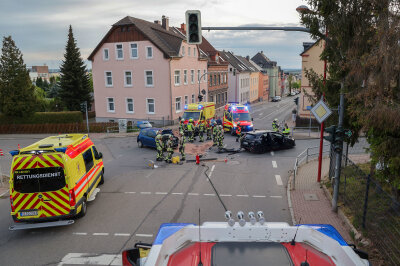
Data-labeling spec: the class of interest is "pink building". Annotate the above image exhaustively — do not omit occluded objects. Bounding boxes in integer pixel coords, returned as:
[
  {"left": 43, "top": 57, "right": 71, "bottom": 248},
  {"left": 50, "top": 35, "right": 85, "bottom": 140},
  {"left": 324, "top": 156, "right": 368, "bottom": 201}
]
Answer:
[{"left": 88, "top": 16, "right": 207, "bottom": 124}]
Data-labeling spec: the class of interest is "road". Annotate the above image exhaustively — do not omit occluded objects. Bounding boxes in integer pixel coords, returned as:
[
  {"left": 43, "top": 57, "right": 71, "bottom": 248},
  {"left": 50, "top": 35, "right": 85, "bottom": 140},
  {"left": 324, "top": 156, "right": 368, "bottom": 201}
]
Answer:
[{"left": 0, "top": 97, "right": 321, "bottom": 265}]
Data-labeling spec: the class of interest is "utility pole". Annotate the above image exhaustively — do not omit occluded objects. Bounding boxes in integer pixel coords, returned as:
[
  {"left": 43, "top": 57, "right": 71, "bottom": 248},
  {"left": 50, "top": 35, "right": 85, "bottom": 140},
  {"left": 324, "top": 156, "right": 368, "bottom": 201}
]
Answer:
[
  {"left": 84, "top": 101, "right": 89, "bottom": 134},
  {"left": 332, "top": 80, "right": 345, "bottom": 212}
]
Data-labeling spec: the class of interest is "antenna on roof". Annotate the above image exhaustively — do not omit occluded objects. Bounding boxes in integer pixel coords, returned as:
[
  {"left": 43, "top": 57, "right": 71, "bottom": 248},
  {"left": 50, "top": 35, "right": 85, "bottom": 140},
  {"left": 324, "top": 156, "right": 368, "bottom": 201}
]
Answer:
[
  {"left": 291, "top": 217, "right": 302, "bottom": 246},
  {"left": 300, "top": 249, "right": 310, "bottom": 266},
  {"left": 198, "top": 208, "right": 203, "bottom": 266}
]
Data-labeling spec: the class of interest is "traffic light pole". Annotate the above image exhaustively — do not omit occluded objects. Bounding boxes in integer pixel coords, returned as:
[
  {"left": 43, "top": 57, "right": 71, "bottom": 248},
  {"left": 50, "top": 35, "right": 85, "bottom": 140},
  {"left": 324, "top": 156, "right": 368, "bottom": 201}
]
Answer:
[{"left": 332, "top": 81, "right": 345, "bottom": 212}]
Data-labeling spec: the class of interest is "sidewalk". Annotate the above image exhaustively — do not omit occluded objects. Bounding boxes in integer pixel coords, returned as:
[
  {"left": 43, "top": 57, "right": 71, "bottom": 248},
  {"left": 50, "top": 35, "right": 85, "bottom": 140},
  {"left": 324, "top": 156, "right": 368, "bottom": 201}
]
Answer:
[{"left": 289, "top": 158, "right": 352, "bottom": 243}]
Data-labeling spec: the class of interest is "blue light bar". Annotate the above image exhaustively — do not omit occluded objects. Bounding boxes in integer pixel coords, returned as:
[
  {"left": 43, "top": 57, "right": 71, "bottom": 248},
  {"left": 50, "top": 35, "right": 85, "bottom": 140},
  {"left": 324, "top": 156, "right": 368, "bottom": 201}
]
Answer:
[
  {"left": 299, "top": 224, "right": 348, "bottom": 246},
  {"left": 153, "top": 223, "right": 195, "bottom": 245},
  {"left": 10, "top": 150, "right": 19, "bottom": 156},
  {"left": 232, "top": 106, "right": 237, "bottom": 110},
  {"left": 184, "top": 105, "right": 188, "bottom": 110},
  {"left": 54, "top": 147, "right": 67, "bottom": 153},
  {"left": 245, "top": 106, "right": 248, "bottom": 111},
  {"left": 198, "top": 105, "right": 203, "bottom": 110}
]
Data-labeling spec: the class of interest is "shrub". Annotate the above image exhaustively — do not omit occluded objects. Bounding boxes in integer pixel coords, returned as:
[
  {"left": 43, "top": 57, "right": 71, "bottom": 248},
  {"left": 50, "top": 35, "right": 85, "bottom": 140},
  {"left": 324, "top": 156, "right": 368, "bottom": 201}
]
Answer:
[{"left": 0, "top": 111, "right": 83, "bottom": 124}]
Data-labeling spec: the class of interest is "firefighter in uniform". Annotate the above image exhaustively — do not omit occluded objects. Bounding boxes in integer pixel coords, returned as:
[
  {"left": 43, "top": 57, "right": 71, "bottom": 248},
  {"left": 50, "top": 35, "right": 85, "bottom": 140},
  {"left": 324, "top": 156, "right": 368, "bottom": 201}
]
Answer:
[
  {"left": 272, "top": 118, "right": 279, "bottom": 132},
  {"left": 212, "top": 122, "right": 218, "bottom": 146},
  {"left": 155, "top": 130, "right": 164, "bottom": 161},
  {"left": 217, "top": 125, "right": 224, "bottom": 149},
  {"left": 198, "top": 120, "right": 205, "bottom": 142},
  {"left": 179, "top": 132, "right": 186, "bottom": 161},
  {"left": 206, "top": 120, "right": 212, "bottom": 140},
  {"left": 236, "top": 122, "right": 242, "bottom": 142},
  {"left": 187, "top": 118, "right": 194, "bottom": 143},
  {"left": 165, "top": 135, "right": 174, "bottom": 163},
  {"left": 282, "top": 123, "right": 290, "bottom": 136},
  {"left": 179, "top": 118, "right": 185, "bottom": 133}
]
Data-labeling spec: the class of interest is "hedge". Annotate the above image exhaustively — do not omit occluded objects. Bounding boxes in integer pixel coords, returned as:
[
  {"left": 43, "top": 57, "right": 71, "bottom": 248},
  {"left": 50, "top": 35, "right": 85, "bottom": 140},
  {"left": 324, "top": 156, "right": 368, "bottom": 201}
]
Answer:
[
  {"left": 0, "top": 122, "right": 117, "bottom": 134},
  {"left": 0, "top": 112, "right": 83, "bottom": 124}
]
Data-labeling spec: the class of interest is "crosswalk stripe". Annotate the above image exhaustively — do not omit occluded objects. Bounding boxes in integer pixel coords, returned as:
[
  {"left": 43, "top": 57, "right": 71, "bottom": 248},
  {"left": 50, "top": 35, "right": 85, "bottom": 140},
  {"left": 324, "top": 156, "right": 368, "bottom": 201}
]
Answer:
[{"left": 58, "top": 253, "right": 121, "bottom": 265}]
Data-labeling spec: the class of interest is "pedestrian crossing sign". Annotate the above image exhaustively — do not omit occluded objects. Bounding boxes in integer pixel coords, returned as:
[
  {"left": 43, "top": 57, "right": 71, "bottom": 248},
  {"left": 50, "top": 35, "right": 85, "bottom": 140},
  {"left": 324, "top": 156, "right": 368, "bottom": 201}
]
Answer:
[{"left": 310, "top": 100, "right": 332, "bottom": 124}]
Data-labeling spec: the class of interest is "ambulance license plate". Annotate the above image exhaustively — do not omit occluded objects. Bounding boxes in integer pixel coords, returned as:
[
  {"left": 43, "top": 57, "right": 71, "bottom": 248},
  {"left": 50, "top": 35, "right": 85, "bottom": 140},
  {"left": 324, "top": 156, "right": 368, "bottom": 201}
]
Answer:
[{"left": 20, "top": 210, "right": 38, "bottom": 217}]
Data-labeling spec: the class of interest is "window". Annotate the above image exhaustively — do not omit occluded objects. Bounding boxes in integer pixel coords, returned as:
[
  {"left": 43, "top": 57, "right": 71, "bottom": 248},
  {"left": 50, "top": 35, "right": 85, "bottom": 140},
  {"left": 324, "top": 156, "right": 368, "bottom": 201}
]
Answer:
[
  {"left": 107, "top": 98, "right": 115, "bottom": 112},
  {"left": 116, "top": 44, "right": 123, "bottom": 59},
  {"left": 188, "top": 47, "right": 191, "bottom": 56},
  {"left": 225, "top": 92, "right": 227, "bottom": 102},
  {"left": 146, "top": 46, "right": 153, "bottom": 59},
  {"left": 203, "top": 70, "right": 206, "bottom": 81},
  {"left": 184, "top": 70, "right": 188, "bottom": 84},
  {"left": 147, "top": 98, "right": 155, "bottom": 114},
  {"left": 105, "top": 71, "right": 113, "bottom": 87},
  {"left": 130, "top": 43, "right": 138, "bottom": 58},
  {"left": 184, "top": 95, "right": 188, "bottom": 104},
  {"left": 126, "top": 98, "right": 134, "bottom": 113},
  {"left": 221, "top": 93, "right": 224, "bottom": 103},
  {"left": 210, "top": 75, "right": 213, "bottom": 86},
  {"left": 210, "top": 95, "right": 214, "bottom": 103},
  {"left": 145, "top": 70, "right": 154, "bottom": 87},
  {"left": 214, "top": 74, "right": 217, "bottom": 86},
  {"left": 218, "top": 74, "right": 220, "bottom": 85},
  {"left": 182, "top": 46, "right": 185, "bottom": 56},
  {"left": 191, "top": 70, "right": 194, "bottom": 84},
  {"left": 197, "top": 70, "right": 201, "bottom": 83},
  {"left": 82, "top": 149, "right": 94, "bottom": 173},
  {"left": 191, "top": 94, "right": 195, "bottom": 103},
  {"left": 103, "top": 48, "right": 109, "bottom": 60},
  {"left": 124, "top": 71, "right": 132, "bottom": 87},
  {"left": 194, "top": 48, "right": 196, "bottom": 57},
  {"left": 13, "top": 167, "right": 66, "bottom": 193},
  {"left": 175, "top": 97, "right": 182, "bottom": 112},
  {"left": 217, "top": 94, "right": 220, "bottom": 104},
  {"left": 174, "top": 70, "right": 181, "bottom": 86}
]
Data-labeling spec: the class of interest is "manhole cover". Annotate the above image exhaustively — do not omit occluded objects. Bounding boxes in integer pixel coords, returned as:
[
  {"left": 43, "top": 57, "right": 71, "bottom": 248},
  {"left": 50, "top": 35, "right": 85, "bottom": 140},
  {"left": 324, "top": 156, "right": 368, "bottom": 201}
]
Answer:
[{"left": 304, "top": 193, "right": 319, "bottom": 201}]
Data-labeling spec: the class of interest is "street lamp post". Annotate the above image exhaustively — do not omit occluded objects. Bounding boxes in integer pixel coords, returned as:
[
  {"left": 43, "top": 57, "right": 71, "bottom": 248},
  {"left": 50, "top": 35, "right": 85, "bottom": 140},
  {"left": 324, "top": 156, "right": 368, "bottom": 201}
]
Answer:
[{"left": 197, "top": 71, "right": 228, "bottom": 102}]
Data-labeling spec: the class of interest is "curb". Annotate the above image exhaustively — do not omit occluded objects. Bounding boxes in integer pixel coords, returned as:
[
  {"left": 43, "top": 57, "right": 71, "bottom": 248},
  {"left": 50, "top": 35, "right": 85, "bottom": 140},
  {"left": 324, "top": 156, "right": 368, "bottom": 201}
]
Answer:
[
  {"left": 287, "top": 173, "right": 297, "bottom": 225},
  {"left": 321, "top": 183, "right": 360, "bottom": 242}
]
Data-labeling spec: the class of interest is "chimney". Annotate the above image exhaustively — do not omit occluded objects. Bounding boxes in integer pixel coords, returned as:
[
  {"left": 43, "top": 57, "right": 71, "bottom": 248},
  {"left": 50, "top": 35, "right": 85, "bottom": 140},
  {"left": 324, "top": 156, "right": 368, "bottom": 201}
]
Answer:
[
  {"left": 162, "top": 15, "right": 169, "bottom": 30},
  {"left": 246, "top": 56, "right": 250, "bottom": 61},
  {"left": 261, "top": 51, "right": 263, "bottom": 54},
  {"left": 154, "top": 20, "right": 161, "bottom": 25},
  {"left": 180, "top": 23, "right": 186, "bottom": 32}
]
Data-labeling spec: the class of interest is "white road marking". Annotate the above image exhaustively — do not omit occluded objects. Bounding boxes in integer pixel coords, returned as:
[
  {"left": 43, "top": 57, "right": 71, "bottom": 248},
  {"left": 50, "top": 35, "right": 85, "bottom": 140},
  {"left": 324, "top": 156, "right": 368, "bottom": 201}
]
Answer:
[
  {"left": 272, "top": 161, "right": 278, "bottom": 168},
  {"left": 72, "top": 232, "right": 87, "bottom": 236},
  {"left": 188, "top": 193, "right": 199, "bottom": 196},
  {"left": 114, "top": 233, "right": 130, "bottom": 236},
  {"left": 172, "top": 192, "right": 183, "bottom": 195},
  {"left": 275, "top": 175, "right": 283, "bottom": 186},
  {"left": 220, "top": 194, "right": 232, "bottom": 197},
  {"left": 93, "top": 233, "right": 109, "bottom": 236},
  {"left": 252, "top": 195, "right": 266, "bottom": 198},
  {"left": 155, "top": 192, "right": 168, "bottom": 195},
  {"left": 208, "top": 164, "right": 215, "bottom": 178},
  {"left": 259, "top": 112, "right": 264, "bottom": 116},
  {"left": 135, "top": 233, "right": 153, "bottom": 238},
  {"left": 58, "top": 253, "right": 121, "bottom": 266},
  {"left": 124, "top": 192, "right": 136, "bottom": 194},
  {"left": 237, "top": 194, "right": 249, "bottom": 197},
  {"left": 203, "top": 193, "right": 215, "bottom": 196},
  {"left": 270, "top": 151, "right": 274, "bottom": 156},
  {"left": 270, "top": 195, "right": 283, "bottom": 198},
  {"left": 140, "top": 192, "right": 151, "bottom": 194}
]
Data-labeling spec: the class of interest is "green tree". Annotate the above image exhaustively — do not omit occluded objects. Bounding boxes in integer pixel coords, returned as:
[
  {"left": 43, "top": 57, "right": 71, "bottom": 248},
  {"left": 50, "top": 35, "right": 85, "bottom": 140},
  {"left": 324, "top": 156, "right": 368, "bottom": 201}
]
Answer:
[
  {"left": 300, "top": 0, "right": 400, "bottom": 194},
  {"left": 36, "top": 76, "right": 43, "bottom": 88},
  {"left": 0, "top": 36, "right": 36, "bottom": 117},
  {"left": 59, "top": 25, "right": 92, "bottom": 111},
  {"left": 287, "top": 74, "right": 293, "bottom": 94}
]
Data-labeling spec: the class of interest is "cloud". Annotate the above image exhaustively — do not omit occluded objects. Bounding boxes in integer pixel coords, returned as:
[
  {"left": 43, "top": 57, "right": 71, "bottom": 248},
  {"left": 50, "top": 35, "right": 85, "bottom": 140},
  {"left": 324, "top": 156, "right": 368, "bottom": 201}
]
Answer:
[{"left": 0, "top": 0, "right": 312, "bottom": 69}]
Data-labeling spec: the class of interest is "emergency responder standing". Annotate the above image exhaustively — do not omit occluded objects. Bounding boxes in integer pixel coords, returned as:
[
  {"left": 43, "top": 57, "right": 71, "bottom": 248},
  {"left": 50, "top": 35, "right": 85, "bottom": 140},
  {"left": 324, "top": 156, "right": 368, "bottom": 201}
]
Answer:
[
  {"left": 206, "top": 120, "right": 212, "bottom": 140},
  {"left": 198, "top": 120, "right": 205, "bottom": 142},
  {"left": 282, "top": 123, "right": 290, "bottom": 136},
  {"left": 179, "top": 132, "right": 186, "bottom": 161},
  {"left": 179, "top": 118, "right": 185, "bottom": 133},
  {"left": 217, "top": 125, "right": 224, "bottom": 150},
  {"left": 187, "top": 118, "right": 194, "bottom": 143},
  {"left": 236, "top": 122, "right": 242, "bottom": 142},
  {"left": 165, "top": 135, "right": 174, "bottom": 163},
  {"left": 272, "top": 118, "right": 279, "bottom": 132},
  {"left": 212, "top": 121, "right": 218, "bottom": 146},
  {"left": 155, "top": 130, "right": 164, "bottom": 161}
]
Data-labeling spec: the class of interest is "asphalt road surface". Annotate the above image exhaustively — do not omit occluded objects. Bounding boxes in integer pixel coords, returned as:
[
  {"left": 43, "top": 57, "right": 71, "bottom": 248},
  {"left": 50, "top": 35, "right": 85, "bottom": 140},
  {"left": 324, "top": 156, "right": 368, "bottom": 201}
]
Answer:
[{"left": 0, "top": 97, "right": 322, "bottom": 266}]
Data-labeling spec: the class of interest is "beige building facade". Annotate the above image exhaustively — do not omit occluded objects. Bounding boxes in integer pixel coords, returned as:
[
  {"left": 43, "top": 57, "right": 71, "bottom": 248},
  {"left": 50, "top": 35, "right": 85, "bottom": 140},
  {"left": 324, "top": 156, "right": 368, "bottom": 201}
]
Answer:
[{"left": 299, "top": 40, "right": 325, "bottom": 118}]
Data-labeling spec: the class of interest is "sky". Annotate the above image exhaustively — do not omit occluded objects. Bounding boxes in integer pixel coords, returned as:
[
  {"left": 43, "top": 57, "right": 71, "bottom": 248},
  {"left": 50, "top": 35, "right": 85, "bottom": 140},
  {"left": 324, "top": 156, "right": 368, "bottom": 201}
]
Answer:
[{"left": 0, "top": 0, "right": 313, "bottom": 70}]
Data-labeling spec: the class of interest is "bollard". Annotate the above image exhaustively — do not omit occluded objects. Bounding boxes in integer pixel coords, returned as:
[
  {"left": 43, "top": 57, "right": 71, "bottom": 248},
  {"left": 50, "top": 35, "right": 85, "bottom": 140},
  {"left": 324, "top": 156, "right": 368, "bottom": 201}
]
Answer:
[{"left": 196, "top": 154, "right": 200, "bottom": 165}]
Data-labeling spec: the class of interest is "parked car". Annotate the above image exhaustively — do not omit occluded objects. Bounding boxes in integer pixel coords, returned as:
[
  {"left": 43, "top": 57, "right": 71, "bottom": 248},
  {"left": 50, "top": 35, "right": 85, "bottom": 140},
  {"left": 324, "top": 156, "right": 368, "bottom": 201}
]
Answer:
[
  {"left": 290, "top": 91, "right": 296, "bottom": 96},
  {"left": 137, "top": 120, "right": 152, "bottom": 129},
  {"left": 137, "top": 128, "right": 178, "bottom": 149},
  {"left": 271, "top": 96, "right": 281, "bottom": 102},
  {"left": 240, "top": 130, "right": 295, "bottom": 153}
]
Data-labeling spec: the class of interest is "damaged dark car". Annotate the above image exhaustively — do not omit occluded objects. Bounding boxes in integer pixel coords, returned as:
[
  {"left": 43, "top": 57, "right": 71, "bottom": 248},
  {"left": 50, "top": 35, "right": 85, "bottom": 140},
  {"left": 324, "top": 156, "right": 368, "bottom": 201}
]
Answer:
[{"left": 240, "top": 130, "right": 295, "bottom": 153}]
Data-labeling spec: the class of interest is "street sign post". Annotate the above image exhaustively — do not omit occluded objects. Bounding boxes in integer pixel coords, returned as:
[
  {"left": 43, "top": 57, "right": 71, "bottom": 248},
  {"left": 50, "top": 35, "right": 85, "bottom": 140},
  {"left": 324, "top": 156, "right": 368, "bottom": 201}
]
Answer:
[{"left": 310, "top": 100, "right": 332, "bottom": 124}]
